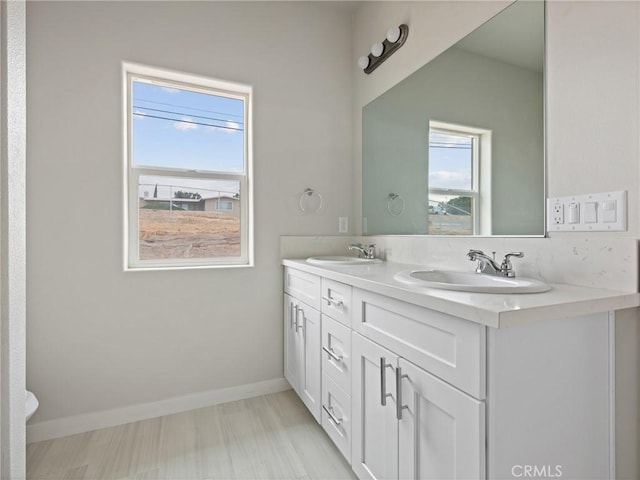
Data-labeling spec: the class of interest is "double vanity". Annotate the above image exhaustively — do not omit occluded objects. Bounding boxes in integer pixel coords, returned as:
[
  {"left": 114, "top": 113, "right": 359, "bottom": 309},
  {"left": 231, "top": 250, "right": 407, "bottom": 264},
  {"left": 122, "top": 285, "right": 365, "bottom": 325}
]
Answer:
[{"left": 282, "top": 255, "right": 639, "bottom": 479}]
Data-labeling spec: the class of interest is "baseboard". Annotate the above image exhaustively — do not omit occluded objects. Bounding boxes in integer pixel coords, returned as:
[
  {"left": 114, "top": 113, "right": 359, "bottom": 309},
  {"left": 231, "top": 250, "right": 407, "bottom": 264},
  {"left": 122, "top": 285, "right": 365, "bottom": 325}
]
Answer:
[{"left": 27, "top": 377, "right": 290, "bottom": 444}]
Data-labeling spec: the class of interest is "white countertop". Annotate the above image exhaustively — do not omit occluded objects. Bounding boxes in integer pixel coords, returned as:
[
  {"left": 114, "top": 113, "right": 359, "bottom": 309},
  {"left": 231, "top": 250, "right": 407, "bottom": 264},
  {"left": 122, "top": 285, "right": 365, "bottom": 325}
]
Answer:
[{"left": 282, "top": 259, "right": 640, "bottom": 328}]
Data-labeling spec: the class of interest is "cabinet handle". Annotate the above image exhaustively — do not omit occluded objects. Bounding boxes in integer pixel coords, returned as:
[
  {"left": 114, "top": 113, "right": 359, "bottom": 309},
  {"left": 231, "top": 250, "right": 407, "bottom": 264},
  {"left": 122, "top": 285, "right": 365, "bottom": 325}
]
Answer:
[
  {"left": 322, "top": 345, "right": 343, "bottom": 362},
  {"left": 290, "top": 303, "right": 295, "bottom": 329},
  {"left": 395, "top": 366, "right": 409, "bottom": 420},
  {"left": 293, "top": 304, "right": 299, "bottom": 331},
  {"left": 322, "top": 296, "right": 344, "bottom": 308},
  {"left": 296, "top": 307, "right": 304, "bottom": 332},
  {"left": 322, "top": 404, "right": 343, "bottom": 426},
  {"left": 380, "top": 357, "right": 393, "bottom": 406}
]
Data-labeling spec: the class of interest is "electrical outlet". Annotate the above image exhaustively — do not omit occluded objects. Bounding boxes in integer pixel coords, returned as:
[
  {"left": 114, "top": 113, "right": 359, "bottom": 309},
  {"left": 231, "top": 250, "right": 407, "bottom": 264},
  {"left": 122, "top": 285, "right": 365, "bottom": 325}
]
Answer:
[
  {"left": 339, "top": 217, "right": 348, "bottom": 233},
  {"left": 552, "top": 203, "right": 564, "bottom": 224}
]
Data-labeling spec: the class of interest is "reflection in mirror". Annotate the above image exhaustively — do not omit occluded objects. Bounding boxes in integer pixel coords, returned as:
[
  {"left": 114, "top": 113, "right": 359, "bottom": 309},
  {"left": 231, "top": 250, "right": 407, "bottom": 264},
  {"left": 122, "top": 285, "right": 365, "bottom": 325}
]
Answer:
[{"left": 363, "top": 0, "right": 545, "bottom": 236}]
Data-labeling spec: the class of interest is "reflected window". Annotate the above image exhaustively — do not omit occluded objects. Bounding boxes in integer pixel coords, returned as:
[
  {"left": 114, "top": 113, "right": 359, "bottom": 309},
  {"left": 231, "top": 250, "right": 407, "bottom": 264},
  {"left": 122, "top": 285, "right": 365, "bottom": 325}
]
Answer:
[{"left": 428, "top": 121, "right": 491, "bottom": 235}]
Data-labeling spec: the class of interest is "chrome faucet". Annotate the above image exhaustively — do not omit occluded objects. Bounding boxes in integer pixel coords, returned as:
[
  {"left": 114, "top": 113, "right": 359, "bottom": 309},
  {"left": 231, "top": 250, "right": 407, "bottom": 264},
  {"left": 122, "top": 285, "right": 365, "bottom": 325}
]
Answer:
[
  {"left": 348, "top": 243, "right": 376, "bottom": 259},
  {"left": 467, "top": 249, "right": 524, "bottom": 277}
]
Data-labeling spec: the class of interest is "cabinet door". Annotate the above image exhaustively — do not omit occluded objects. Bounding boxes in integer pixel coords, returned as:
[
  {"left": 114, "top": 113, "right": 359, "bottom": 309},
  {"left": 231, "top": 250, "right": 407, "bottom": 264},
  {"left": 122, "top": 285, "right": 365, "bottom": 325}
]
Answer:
[
  {"left": 297, "top": 302, "right": 321, "bottom": 422},
  {"left": 352, "top": 333, "right": 399, "bottom": 480},
  {"left": 398, "top": 358, "right": 485, "bottom": 480},
  {"left": 284, "top": 294, "right": 298, "bottom": 393}
]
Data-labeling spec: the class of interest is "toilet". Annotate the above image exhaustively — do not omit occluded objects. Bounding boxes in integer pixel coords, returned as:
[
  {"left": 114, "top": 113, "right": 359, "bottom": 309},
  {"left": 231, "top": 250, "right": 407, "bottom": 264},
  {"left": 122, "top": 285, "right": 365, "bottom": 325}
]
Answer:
[{"left": 26, "top": 390, "right": 38, "bottom": 422}]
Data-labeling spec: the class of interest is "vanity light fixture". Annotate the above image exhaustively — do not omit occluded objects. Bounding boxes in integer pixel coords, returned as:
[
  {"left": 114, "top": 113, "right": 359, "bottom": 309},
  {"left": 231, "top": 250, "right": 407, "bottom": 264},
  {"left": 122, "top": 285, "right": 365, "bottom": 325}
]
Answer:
[{"left": 358, "top": 24, "right": 409, "bottom": 74}]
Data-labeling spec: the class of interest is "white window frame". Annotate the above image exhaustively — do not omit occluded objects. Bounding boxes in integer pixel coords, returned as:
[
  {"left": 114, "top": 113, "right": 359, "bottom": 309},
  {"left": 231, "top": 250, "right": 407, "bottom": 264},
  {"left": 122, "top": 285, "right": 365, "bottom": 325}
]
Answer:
[
  {"left": 122, "top": 63, "right": 253, "bottom": 270},
  {"left": 428, "top": 120, "right": 492, "bottom": 235}
]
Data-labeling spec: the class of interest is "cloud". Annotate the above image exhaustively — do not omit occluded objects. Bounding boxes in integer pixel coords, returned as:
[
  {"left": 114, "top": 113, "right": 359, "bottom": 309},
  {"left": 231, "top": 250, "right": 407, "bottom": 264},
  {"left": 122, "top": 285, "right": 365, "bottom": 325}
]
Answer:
[
  {"left": 173, "top": 117, "right": 198, "bottom": 131},
  {"left": 133, "top": 110, "right": 146, "bottom": 119},
  {"left": 206, "top": 120, "right": 241, "bottom": 134},
  {"left": 161, "top": 86, "right": 181, "bottom": 94}
]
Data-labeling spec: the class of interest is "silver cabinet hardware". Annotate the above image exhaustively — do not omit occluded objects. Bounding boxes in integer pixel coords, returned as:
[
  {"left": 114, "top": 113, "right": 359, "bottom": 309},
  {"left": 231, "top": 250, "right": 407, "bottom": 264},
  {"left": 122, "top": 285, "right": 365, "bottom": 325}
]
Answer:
[
  {"left": 322, "top": 295, "right": 344, "bottom": 308},
  {"left": 322, "top": 404, "right": 343, "bottom": 426},
  {"left": 395, "top": 366, "right": 409, "bottom": 420},
  {"left": 296, "top": 306, "right": 305, "bottom": 332},
  {"left": 380, "top": 357, "right": 393, "bottom": 406},
  {"left": 322, "top": 345, "right": 343, "bottom": 362}
]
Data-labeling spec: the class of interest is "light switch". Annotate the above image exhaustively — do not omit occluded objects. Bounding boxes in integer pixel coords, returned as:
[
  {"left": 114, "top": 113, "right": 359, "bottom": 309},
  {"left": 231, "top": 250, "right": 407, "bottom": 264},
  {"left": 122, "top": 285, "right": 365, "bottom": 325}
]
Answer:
[
  {"left": 584, "top": 202, "right": 597, "bottom": 223},
  {"left": 568, "top": 203, "right": 579, "bottom": 224},
  {"left": 602, "top": 200, "right": 617, "bottom": 223}
]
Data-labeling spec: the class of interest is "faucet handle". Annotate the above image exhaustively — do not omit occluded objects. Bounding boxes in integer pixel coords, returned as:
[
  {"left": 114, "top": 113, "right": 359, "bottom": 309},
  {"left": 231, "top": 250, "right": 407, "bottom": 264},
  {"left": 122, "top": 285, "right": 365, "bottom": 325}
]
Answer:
[
  {"left": 366, "top": 244, "right": 376, "bottom": 259},
  {"left": 467, "top": 249, "right": 484, "bottom": 260},
  {"left": 501, "top": 252, "right": 524, "bottom": 277}
]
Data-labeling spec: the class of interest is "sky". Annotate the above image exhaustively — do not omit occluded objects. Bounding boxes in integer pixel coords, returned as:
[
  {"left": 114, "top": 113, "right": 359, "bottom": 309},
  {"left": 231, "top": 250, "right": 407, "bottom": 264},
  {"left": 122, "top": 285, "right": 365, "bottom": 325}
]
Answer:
[
  {"left": 132, "top": 79, "right": 244, "bottom": 198},
  {"left": 428, "top": 130, "right": 473, "bottom": 191}
]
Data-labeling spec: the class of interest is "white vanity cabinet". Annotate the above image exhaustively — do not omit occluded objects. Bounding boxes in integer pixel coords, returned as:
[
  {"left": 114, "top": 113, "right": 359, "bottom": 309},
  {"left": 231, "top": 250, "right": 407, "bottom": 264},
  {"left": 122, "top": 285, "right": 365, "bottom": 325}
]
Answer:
[
  {"left": 352, "top": 333, "right": 485, "bottom": 480},
  {"left": 282, "top": 261, "right": 630, "bottom": 480},
  {"left": 284, "top": 269, "right": 322, "bottom": 422},
  {"left": 351, "top": 293, "right": 485, "bottom": 480}
]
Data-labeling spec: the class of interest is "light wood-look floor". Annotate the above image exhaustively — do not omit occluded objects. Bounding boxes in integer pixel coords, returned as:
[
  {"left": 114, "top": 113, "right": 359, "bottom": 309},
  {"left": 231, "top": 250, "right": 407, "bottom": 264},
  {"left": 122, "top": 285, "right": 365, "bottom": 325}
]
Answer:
[{"left": 27, "top": 390, "right": 357, "bottom": 480}]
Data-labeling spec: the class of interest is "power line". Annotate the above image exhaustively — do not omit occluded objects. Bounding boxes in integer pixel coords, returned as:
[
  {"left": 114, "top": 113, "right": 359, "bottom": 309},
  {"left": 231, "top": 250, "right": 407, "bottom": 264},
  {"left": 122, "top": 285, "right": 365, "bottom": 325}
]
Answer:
[
  {"left": 134, "top": 105, "right": 244, "bottom": 126},
  {"left": 135, "top": 97, "right": 244, "bottom": 119},
  {"left": 133, "top": 112, "right": 244, "bottom": 132}
]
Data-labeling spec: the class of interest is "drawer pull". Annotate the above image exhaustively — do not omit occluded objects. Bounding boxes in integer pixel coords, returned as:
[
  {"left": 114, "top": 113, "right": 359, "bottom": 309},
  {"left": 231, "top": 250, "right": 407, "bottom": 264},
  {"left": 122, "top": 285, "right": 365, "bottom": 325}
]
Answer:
[
  {"left": 322, "top": 404, "right": 343, "bottom": 426},
  {"left": 322, "top": 296, "right": 344, "bottom": 308},
  {"left": 380, "top": 357, "right": 393, "bottom": 406},
  {"left": 395, "top": 366, "right": 409, "bottom": 420},
  {"left": 322, "top": 345, "right": 343, "bottom": 362},
  {"left": 295, "top": 306, "right": 304, "bottom": 332}
]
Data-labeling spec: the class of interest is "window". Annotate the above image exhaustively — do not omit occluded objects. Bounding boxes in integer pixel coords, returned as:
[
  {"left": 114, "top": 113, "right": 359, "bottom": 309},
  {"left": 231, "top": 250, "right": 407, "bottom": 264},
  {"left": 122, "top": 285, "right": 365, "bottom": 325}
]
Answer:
[
  {"left": 216, "top": 200, "right": 233, "bottom": 211},
  {"left": 124, "top": 63, "right": 252, "bottom": 269},
  {"left": 427, "top": 120, "right": 491, "bottom": 235}
]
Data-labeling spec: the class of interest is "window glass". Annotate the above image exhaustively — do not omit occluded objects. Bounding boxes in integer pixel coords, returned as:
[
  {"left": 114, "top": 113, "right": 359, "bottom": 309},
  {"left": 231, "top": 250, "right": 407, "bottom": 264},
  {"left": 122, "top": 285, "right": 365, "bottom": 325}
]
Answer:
[
  {"left": 137, "top": 176, "right": 241, "bottom": 261},
  {"left": 132, "top": 80, "right": 245, "bottom": 173},
  {"left": 428, "top": 130, "right": 473, "bottom": 190}
]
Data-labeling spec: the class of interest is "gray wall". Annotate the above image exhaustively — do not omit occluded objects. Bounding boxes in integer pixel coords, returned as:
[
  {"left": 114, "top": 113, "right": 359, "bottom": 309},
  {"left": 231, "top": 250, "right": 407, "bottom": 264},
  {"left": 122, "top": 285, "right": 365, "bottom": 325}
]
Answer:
[{"left": 26, "top": 1, "right": 353, "bottom": 423}]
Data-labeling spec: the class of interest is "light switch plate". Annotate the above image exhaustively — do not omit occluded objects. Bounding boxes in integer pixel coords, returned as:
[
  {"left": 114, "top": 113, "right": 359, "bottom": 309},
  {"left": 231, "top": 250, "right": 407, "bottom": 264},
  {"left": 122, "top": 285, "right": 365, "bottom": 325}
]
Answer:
[{"left": 547, "top": 191, "right": 627, "bottom": 232}]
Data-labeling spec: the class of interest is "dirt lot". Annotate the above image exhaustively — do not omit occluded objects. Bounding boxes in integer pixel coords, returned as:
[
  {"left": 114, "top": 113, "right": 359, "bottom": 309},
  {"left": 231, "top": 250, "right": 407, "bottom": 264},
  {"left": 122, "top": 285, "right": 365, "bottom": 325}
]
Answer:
[
  {"left": 139, "top": 209, "right": 240, "bottom": 259},
  {"left": 427, "top": 214, "right": 473, "bottom": 235}
]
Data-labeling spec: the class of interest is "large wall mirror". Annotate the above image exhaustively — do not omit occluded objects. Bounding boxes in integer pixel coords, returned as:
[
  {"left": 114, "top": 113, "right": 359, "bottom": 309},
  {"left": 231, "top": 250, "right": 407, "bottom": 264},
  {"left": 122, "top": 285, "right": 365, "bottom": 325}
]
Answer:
[{"left": 363, "top": 1, "right": 545, "bottom": 236}]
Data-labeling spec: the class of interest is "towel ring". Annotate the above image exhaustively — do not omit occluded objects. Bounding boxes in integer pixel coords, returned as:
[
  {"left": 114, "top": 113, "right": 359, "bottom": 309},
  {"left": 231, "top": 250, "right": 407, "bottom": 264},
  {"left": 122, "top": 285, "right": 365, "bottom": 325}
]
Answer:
[
  {"left": 387, "top": 193, "right": 405, "bottom": 216},
  {"left": 299, "top": 188, "right": 324, "bottom": 213}
]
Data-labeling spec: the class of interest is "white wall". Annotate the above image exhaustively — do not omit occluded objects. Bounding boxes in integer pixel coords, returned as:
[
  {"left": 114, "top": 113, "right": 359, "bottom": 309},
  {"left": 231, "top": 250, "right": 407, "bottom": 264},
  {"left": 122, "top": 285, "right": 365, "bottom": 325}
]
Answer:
[{"left": 26, "top": 1, "right": 353, "bottom": 426}]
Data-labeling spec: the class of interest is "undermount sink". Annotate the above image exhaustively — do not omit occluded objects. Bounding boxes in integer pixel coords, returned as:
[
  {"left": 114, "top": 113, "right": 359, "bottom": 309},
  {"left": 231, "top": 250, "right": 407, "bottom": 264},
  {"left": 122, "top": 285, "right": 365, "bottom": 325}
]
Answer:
[
  {"left": 306, "top": 256, "right": 383, "bottom": 266},
  {"left": 394, "top": 269, "right": 551, "bottom": 294}
]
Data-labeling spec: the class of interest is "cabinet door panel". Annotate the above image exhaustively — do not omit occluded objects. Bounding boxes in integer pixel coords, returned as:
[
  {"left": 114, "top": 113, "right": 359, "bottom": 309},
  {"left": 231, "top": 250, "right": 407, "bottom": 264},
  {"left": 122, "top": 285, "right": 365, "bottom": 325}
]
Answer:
[
  {"left": 352, "top": 333, "right": 399, "bottom": 480},
  {"left": 284, "top": 294, "right": 298, "bottom": 392},
  {"left": 298, "top": 302, "right": 321, "bottom": 422},
  {"left": 398, "top": 359, "right": 485, "bottom": 480}
]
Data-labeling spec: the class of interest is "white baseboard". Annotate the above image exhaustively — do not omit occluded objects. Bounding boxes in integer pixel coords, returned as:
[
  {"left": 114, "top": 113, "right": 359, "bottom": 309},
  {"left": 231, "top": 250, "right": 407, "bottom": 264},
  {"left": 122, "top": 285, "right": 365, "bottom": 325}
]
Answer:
[{"left": 27, "top": 377, "right": 291, "bottom": 444}]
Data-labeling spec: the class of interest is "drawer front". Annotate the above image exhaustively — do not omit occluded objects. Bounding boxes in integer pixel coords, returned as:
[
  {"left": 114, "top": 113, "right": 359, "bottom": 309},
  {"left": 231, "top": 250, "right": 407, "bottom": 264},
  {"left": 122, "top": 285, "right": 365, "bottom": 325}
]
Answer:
[
  {"left": 321, "top": 278, "right": 352, "bottom": 326},
  {"left": 321, "top": 373, "right": 352, "bottom": 464},
  {"left": 352, "top": 288, "right": 486, "bottom": 398},
  {"left": 284, "top": 268, "right": 321, "bottom": 310},
  {"left": 321, "top": 315, "right": 351, "bottom": 395}
]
